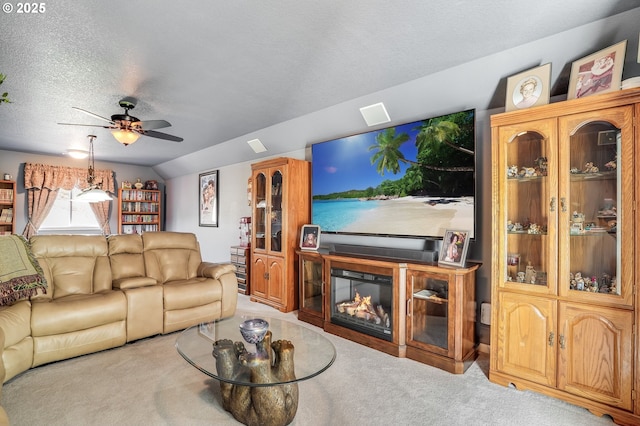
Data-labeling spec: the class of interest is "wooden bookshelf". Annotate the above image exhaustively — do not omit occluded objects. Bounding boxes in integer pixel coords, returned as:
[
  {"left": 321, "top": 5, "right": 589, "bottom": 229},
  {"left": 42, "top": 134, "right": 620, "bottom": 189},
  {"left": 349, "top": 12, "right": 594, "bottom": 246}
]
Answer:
[
  {"left": 117, "top": 188, "right": 162, "bottom": 234},
  {"left": 0, "top": 180, "right": 16, "bottom": 236}
]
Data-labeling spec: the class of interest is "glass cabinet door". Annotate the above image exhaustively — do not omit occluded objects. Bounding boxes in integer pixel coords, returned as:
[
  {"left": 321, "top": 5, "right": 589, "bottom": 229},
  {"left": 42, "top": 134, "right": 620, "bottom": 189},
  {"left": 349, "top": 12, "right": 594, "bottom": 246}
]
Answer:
[
  {"left": 254, "top": 172, "right": 267, "bottom": 250},
  {"left": 270, "top": 170, "right": 283, "bottom": 253},
  {"left": 300, "top": 254, "right": 323, "bottom": 315},
  {"left": 558, "top": 107, "right": 633, "bottom": 305},
  {"left": 409, "top": 271, "right": 450, "bottom": 352},
  {"left": 499, "top": 120, "right": 557, "bottom": 295}
]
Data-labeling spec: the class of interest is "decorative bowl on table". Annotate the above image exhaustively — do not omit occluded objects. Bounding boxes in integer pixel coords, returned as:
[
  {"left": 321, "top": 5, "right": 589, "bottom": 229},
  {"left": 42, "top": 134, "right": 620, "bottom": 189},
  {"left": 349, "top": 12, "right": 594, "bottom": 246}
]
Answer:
[{"left": 239, "top": 318, "right": 269, "bottom": 344}]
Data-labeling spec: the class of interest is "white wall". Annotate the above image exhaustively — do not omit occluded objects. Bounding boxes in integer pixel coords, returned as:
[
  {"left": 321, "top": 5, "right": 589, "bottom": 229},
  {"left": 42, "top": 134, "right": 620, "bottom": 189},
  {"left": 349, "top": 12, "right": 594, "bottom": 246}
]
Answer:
[{"left": 164, "top": 149, "right": 308, "bottom": 262}]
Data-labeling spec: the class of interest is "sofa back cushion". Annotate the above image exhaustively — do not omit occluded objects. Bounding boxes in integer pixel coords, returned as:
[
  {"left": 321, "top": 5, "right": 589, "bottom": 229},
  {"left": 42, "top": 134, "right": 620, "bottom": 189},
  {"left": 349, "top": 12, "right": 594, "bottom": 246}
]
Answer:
[
  {"left": 142, "top": 232, "right": 202, "bottom": 284},
  {"left": 108, "top": 234, "right": 146, "bottom": 280},
  {"left": 30, "top": 235, "right": 112, "bottom": 299}
]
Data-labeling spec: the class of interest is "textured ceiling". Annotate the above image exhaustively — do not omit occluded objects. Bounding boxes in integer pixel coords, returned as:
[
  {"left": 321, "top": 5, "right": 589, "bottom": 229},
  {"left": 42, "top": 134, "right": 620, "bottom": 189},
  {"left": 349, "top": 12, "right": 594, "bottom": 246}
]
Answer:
[{"left": 0, "top": 0, "right": 638, "bottom": 167}]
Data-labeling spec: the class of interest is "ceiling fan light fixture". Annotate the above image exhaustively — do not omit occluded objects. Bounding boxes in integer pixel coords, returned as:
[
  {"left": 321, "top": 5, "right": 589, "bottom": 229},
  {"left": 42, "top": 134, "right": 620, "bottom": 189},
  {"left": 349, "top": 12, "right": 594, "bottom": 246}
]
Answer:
[{"left": 111, "top": 129, "right": 141, "bottom": 145}]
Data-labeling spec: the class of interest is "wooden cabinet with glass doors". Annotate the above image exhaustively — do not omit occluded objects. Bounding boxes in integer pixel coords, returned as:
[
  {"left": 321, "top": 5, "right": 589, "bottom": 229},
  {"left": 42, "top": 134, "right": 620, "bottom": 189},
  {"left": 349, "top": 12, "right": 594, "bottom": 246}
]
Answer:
[
  {"left": 0, "top": 180, "right": 16, "bottom": 235},
  {"left": 250, "top": 157, "right": 310, "bottom": 312},
  {"left": 490, "top": 88, "right": 640, "bottom": 425}
]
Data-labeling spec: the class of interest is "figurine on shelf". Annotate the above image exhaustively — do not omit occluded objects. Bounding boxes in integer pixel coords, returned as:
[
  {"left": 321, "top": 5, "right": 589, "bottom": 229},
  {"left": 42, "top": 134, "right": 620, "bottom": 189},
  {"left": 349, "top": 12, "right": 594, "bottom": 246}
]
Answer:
[
  {"left": 134, "top": 178, "right": 144, "bottom": 189},
  {"left": 121, "top": 180, "right": 132, "bottom": 189},
  {"left": 527, "top": 223, "right": 542, "bottom": 234},
  {"left": 516, "top": 272, "right": 525, "bottom": 283},
  {"left": 519, "top": 167, "right": 536, "bottom": 177},
  {"left": 604, "top": 156, "right": 617, "bottom": 170},
  {"left": 524, "top": 264, "right": 536, "bottom": 284},
  {"left": 507, "top": 165, "right": 519, "bottom": 178},
  {"left": 534, "top": 156, "right": 548, "bottom": 176},
  {"left": 583, "top": 162, "right": 599, "bottom": 173},
  {"left": 570, "top": 167, "right": 579, "bottom": 174},
  {"left": 574, "top": 272, "right": 585, "bottom": 291}
]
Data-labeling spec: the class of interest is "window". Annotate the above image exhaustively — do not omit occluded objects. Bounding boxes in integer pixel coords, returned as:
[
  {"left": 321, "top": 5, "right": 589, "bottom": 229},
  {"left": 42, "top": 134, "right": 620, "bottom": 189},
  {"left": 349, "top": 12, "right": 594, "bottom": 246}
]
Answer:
[{"left": 39, "top": 187, "right": 101, "bottom": 234}]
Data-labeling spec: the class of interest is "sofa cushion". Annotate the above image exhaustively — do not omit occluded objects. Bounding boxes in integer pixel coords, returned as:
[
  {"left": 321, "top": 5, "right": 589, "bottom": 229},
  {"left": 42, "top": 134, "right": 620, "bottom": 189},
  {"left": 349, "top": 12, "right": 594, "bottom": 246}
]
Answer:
[
  {"left": 108, "top": 234, "right": 157, "bottom": 289},
  {"left": 30, "top": 235, "right": 112, "bottom": 299},
  {"left": 163, "top": 278, "right": 222, "bottom": 311},
  {"left": 0, "top": 301, "right": 31, "bottom": 347},
  {"left": 143, "top": 232, "right": 202, "bottom": 284},
  {"left": 31, "top": 291, "right": 127, "bottom": 336},
  {"left": 0, "top": 235, "right": 47, "bottom": 305}
]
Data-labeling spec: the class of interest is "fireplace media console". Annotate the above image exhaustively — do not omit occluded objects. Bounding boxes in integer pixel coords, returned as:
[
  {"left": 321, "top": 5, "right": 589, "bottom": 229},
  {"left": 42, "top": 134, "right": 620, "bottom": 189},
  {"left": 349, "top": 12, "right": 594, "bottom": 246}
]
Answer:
[{"left": 297, "top": 250, "right": 480, "bottom": 374}]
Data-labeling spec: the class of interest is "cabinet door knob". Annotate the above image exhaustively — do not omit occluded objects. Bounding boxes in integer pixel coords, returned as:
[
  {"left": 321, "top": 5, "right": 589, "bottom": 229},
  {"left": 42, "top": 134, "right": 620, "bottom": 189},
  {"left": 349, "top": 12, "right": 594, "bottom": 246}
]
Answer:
[
  {"left": 407, "top": 299, "right": 412, "bottom": 317},
  {"left": 550, "top": 197, "right": 556, "bottom": 212},
  {"left": 548, "top": 331, "right": 554, "bottom": 346},
  {"left": 560, "top": 197, "right": 567, "bottom": 212}
]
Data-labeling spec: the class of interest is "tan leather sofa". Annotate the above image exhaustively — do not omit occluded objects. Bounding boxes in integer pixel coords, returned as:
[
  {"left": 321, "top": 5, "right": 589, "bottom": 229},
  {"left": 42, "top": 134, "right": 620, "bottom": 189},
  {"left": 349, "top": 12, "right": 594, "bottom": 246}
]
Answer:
[{"left": 0, "top": 232, "right": 237, "bottom": 422}]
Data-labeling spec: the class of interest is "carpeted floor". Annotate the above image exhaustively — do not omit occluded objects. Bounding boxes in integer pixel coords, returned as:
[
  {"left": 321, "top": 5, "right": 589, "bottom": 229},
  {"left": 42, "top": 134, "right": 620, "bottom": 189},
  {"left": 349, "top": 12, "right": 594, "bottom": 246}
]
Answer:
[{"left": 3, "top": 295, "right": 614, "bottom": 425}]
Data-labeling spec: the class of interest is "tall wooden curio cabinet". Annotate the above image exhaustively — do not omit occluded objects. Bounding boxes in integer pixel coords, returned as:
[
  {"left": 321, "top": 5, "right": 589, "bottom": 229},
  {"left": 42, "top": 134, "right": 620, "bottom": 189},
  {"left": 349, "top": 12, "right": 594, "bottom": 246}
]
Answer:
[
  {"left": 490, "top": 88, "right": 640, "bottom": 425},
  {"left": 250, "top": 157, "right": 310, "bottom": 312}
]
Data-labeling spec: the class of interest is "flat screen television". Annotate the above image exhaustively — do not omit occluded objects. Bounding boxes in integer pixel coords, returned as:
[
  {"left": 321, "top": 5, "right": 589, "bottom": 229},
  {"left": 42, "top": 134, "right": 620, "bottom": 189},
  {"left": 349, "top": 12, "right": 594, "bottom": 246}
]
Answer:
[{"left": 311, "top": 108, "right": 476, "bottom": 240}]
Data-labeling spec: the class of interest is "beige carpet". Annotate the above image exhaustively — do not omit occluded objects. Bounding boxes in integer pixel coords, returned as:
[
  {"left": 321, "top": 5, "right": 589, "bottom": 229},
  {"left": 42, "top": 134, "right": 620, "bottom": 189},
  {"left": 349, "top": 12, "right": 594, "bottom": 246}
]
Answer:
[{"left": 3, "top": 295, "right": 614, "bottom": 425}]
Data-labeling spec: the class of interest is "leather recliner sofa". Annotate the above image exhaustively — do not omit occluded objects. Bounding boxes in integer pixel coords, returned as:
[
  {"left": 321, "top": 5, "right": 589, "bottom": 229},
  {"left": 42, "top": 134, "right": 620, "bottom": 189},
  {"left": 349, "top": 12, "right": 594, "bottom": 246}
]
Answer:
[{"left": 0, "top": 231, "right": 237, "bottom": 422}]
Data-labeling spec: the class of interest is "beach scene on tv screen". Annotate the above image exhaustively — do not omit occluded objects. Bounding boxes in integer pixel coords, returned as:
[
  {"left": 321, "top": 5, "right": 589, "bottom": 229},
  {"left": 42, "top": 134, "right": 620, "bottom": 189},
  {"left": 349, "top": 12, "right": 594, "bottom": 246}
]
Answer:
[{"left": 312, "top": 110, "right": 475, "bottom": 239}]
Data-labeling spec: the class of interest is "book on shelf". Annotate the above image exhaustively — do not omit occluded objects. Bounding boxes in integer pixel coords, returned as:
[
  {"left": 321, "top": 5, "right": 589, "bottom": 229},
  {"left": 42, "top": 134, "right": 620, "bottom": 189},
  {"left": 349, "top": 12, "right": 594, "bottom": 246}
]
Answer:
[
  {"left": 0, "top": 188, "right": 14, "bottom": 203},
  {"left": 0, "top": 208, "right": 13, "bottom": 223}
]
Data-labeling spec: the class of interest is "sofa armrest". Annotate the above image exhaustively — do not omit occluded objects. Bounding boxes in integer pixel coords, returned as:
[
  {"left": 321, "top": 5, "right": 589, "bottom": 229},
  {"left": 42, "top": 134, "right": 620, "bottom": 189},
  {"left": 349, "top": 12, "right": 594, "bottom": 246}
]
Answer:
[
  {"left": 197, "top": 262, "right": 236, "bottom": 279},
  {"left": 113, "top": 276, "right": 158, "bottom": 290}
]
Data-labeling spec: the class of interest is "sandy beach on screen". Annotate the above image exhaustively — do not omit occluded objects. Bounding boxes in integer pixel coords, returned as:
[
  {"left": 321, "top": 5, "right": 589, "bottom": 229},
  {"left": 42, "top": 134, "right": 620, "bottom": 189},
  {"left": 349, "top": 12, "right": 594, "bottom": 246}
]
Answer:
[{"left": 341, "top": 196, "right": 474, "bottom": 235}]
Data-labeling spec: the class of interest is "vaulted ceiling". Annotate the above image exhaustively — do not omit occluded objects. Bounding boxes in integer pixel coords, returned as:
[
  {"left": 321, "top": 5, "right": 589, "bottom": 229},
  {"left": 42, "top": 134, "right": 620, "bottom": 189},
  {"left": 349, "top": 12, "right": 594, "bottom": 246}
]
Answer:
[{"left": 1, "top": 0, "right": 638, "bottom": 168}]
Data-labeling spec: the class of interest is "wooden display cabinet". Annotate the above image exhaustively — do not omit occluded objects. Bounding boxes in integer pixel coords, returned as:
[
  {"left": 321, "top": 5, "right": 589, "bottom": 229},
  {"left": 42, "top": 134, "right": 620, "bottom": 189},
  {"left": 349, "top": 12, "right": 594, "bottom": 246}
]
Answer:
[
  {"left": 250, "top": 157, "right": 310, "bottom": 312},
  {"left": 0, "top": 180, "right": 16, "bottom": 236},
  {"left": 118, "top": 188, "right": 162, "bottom": 234},
  {"left": 490, "top": 88, "right": 640, "bottom": 424}
]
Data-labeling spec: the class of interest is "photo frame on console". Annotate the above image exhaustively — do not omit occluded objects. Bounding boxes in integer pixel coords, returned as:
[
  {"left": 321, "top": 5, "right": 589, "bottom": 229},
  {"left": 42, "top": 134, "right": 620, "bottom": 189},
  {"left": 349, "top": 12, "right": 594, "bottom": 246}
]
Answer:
[
  {"left": 300, "top": 224, "right": 320, "bottom": 250},
  {"left": 505, "top": 63, "right": 551, "bottom": 112},
  {"left": 568, "top": 40, "right": 627, "bottom": 100},
  {"left": 199, "top": 170, "right": 219, "bottom": 227},
  {"left": 438, "top": 230, "right": 470, "bottom": 267}
]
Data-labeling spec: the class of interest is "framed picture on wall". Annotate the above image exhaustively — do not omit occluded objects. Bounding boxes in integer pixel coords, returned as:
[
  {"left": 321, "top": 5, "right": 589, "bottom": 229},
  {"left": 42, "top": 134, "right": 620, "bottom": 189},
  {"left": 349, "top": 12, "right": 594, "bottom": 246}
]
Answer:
[
  {"left": 568, "top": 40, "right": 627, "bottom": 100},
  {"left": 505, "top": 63, "right": 551, "bottom": 112},
  {"left": 438, "top": 230, "right": 470, "bottom": 267},
  {"left": 299, "top": 224, "right": 320, "bottom": 250},
  {"left": 199, "top": 170, "right": 219, "bottom": 227}
]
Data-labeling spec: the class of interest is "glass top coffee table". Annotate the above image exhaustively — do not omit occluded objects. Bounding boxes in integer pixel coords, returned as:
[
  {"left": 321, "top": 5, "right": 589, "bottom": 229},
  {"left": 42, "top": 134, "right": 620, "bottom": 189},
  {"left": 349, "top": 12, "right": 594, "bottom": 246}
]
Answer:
[{"left": 176, "top": 312, "right": 336, "bottom": 426}]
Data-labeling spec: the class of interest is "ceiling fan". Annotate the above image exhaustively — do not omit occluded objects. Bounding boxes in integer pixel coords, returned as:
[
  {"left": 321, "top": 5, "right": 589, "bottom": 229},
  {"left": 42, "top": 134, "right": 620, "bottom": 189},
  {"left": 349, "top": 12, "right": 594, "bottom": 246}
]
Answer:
[{"left": 58, "top": 97, "right": 183, "bottom": 145}]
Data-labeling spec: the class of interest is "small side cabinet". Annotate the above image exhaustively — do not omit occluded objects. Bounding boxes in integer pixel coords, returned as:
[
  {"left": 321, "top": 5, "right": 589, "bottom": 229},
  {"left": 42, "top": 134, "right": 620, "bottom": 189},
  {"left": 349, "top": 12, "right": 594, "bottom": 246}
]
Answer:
[{"left": 297, "top": 250, "right": 325, "bottom": 328}]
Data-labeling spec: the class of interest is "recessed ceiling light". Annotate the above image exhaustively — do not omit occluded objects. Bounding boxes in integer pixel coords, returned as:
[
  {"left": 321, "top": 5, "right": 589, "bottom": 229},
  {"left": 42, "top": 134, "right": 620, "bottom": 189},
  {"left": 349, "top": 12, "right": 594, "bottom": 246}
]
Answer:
[
  {"left": 360, "top": 102, "right": 391, "bottom": 126},
  {"left": 247, "top": 138, "right": 267, "bottom": 153},
  {"left": 66, "top": 149, "right": 89, "bottom": 159}
]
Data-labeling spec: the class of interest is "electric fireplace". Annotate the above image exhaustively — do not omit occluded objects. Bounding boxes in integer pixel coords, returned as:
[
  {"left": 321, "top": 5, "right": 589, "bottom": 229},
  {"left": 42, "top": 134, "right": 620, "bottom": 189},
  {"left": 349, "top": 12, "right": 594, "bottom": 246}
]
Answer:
[{"left": 330, "top": 266, "right": 393, "bottom": 342}]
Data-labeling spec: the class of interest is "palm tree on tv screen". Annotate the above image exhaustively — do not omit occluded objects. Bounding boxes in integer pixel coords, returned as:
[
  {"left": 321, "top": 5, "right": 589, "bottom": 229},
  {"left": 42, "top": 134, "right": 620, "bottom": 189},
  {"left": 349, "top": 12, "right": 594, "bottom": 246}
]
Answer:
[{"left": 368, "top": 111, "right": 475, "bottom": 195}]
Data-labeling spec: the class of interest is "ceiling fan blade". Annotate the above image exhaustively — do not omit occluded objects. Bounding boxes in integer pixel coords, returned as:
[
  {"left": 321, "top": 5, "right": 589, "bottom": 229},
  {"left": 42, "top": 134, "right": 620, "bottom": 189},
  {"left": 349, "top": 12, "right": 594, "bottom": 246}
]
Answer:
[
  {"left": 135, "top": 119, "right": 171, "bottom": 130},
  {"left": 72, "top": 107, "right": 115, "bottom": 124},
  {"left": 141, "top": 129, "right": 183, "bottom": 142},
  {"left": 58, "top": 122, "right": 117, "bottom": 129}
]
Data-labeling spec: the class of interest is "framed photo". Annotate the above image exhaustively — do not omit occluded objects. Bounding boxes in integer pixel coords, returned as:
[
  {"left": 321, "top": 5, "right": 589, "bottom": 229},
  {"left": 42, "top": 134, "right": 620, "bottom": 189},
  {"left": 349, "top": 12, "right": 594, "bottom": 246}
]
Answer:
[
  {"left": 568, "top": 40, "right": 627, "bottom": 100},
  {"left": 199, "top": 170, "right": 219, "bottom": 227},
  {"left": 438, "top": 230, "right": 470, "bottom": 267},
  {"left": 505, "top": 63, "right": 551, "bottom": 112},
  {"left": 299, "top": 224, "right": 320, "bottom": 250}
]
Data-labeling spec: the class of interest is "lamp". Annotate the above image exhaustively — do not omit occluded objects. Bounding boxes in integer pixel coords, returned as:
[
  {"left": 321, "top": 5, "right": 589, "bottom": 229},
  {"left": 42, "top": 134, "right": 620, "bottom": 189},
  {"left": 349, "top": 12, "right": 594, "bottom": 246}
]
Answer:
[
  {"left": 111, "top": 129, "right": 141, "bottom": 145},
  {"left": 74, "top": 135, "right": 113, "bottom": 203}
]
